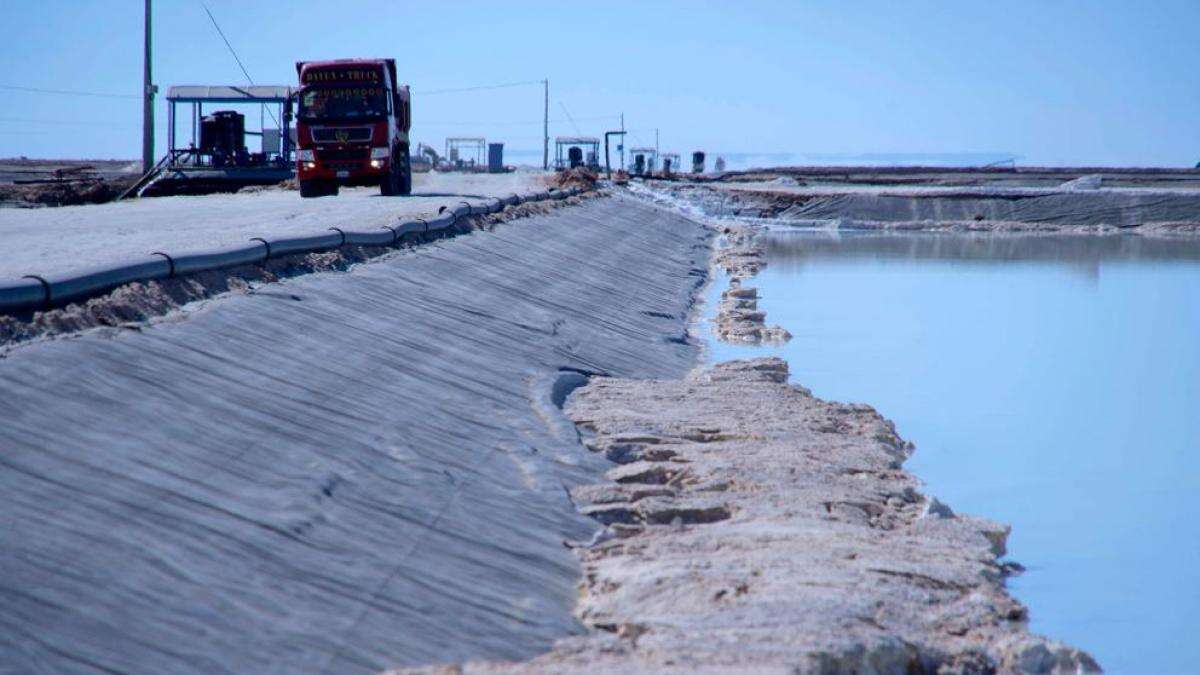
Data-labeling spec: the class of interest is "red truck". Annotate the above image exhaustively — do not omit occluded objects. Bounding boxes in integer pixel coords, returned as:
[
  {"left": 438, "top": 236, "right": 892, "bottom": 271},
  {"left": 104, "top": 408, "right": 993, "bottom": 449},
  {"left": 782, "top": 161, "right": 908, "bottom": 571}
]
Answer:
[{"left": 293, "top": 58, "right": 412, "bottom": 198}]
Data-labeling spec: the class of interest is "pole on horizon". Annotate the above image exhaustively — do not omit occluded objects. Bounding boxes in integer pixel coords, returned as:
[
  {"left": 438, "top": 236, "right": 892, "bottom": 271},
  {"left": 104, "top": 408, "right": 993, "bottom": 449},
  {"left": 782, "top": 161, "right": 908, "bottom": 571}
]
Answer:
[
  {"left": 542, "top": 79, "right": 549, "bottom": 171},
  {"left": 142, "top": 0, "right": 156, "bottom": 173},
  {"left": 619, "top": 113, "right": 624, "bottom": 171}
]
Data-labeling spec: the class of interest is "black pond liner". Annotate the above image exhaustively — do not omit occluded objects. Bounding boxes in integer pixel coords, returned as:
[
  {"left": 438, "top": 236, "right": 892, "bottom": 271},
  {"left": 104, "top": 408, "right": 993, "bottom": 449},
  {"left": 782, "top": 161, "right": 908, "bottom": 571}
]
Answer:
[{"left": 0, "top": 194, "right": 713, "bottom": 674}]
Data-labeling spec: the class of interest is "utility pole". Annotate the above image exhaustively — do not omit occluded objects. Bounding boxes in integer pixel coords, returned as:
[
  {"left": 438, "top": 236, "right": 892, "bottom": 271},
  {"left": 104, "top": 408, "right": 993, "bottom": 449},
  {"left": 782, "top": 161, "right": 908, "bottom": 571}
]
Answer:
[
  {"left": 142, "top": 0, "right": 155, "bottom": 173},
  {"left": 542, "top": 79, "right": 549, "bottom": 171},
  {"left": 619, "top": 113, "right": 624, "bottom": 171}
]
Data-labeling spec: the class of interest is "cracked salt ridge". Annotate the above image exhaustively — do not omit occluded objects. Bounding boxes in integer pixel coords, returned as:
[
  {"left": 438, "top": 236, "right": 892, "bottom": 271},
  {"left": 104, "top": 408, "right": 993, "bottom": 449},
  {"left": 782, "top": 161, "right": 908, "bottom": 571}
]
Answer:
[
  {"left": 397, "top": 359, "right": 1099, "bottom": 674},
  {"left": 625, "top": 181, "right": 790, "bottom": 345},
  {"left": 0, "top": 194, "right": 715, "bottom": 674},
  {"left": 400, "top": 188, "right": 1099, "bottom": 674}
]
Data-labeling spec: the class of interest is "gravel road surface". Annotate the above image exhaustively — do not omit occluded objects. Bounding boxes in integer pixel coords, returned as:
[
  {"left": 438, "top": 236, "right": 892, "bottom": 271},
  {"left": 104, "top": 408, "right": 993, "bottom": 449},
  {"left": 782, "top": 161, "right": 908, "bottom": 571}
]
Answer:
[{"left": 0, "top": 172, "right": 546, "bottom": 277}]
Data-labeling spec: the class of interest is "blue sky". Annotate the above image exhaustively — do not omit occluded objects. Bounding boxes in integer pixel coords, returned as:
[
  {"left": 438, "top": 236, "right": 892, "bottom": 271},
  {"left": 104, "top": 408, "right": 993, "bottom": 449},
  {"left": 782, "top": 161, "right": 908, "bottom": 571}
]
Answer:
[{"left": 1, "top": 1, "right": 1197, "bottom": 166}]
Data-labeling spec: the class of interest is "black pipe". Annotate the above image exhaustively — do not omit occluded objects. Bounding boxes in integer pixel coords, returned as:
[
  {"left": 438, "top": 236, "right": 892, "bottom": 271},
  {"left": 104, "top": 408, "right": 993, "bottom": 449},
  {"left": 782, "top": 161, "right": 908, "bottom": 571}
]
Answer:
[{"left": 604, "top": 131, "right": 626, "bottom": 179}]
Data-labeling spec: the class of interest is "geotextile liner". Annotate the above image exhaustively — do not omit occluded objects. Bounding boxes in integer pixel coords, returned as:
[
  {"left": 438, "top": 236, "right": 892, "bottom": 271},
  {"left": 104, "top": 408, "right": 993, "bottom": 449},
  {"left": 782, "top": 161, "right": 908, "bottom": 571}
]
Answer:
[{"left": 0, "top": 195, "right": 713, "bottom": 673}]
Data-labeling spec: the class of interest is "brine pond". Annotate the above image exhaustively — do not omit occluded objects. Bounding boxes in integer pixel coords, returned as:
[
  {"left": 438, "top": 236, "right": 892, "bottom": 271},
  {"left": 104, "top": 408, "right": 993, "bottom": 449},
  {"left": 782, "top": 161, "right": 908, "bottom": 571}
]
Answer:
[{"left": 705, "top": 230, "right": 1200, "bottom": 674}]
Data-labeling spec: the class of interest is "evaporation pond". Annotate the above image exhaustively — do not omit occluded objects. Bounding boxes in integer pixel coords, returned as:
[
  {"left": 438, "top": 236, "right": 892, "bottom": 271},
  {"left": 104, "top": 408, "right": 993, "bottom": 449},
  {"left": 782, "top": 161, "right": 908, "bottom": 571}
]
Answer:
[{"left": 706, "top": 230, "right": 1200, "bottom": 675}]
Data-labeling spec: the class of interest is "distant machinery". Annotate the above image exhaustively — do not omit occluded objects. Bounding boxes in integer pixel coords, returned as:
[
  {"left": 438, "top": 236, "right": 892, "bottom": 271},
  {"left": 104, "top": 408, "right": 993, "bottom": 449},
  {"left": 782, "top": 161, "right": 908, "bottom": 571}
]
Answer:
[
  {"left": 554, "top": 136, "right": 601, "bottom": 170},
  {"left": 488, "top": 143, "right": 505, "bottom": 173},
  {"left": 445, "top": 137, "right": 486, "bottom": 170},
  {"left": 629, "top": 147, "right": 657, "bottom": 176},
  {"left": 121, "top": 84, "right": 295, "bottom": 198},
  {"left": 714, "top": 156, "right": 726, "bottom": 172},
  {"left": 660, "top": 153, "right": 681, "bottom": 176},
  {"left": 692, "top": 151, "right": 706, "bottom": 174},
  {"left": 412, "top": 143, "right": 439, "bottom": 172}
]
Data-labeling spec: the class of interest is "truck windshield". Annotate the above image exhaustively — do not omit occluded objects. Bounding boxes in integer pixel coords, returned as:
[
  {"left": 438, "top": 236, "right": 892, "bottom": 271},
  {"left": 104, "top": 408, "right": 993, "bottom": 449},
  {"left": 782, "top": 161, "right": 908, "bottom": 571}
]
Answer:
[{"left": 299, "top": 86, "right": 388, "bottom": 120}]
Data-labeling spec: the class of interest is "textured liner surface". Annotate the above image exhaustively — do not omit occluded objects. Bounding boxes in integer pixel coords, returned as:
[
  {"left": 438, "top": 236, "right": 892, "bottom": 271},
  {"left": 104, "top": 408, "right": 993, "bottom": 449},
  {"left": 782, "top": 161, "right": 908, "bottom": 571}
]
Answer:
[{"left": 0, "top": 195, "right": 712, "bottom": 674}]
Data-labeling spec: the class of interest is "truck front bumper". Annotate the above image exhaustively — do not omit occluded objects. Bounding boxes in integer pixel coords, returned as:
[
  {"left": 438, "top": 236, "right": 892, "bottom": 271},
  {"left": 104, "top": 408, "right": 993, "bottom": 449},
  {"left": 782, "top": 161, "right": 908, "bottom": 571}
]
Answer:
[{"left": 298, "top": 157, "right": 388, "bottom": 183}]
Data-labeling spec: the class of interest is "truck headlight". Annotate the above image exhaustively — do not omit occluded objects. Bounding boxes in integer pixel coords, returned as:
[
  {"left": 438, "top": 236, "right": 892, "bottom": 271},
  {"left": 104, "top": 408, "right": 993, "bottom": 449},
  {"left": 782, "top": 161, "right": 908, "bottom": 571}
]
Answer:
[
  {"left": 370, "top": 147, "right": 390, "bottom": 159},
  {"left": 298, "top": 149, "right": 314, "bottom": 162}
]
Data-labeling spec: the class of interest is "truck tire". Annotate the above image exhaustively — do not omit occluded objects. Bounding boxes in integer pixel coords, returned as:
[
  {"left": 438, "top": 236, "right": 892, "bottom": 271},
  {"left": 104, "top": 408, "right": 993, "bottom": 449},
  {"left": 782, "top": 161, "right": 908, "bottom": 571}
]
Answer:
[
  {"left": 400, "top": 151, "right": 412, "bottom": 195},
  {"left": 380, "top": 155, "right": 400, "bottom": 196}
]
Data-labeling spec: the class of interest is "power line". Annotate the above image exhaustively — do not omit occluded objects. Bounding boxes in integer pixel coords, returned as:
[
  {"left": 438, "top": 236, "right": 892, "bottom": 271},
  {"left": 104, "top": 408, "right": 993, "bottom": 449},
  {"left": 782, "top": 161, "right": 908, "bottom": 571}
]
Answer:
[
  {"left": 0, "top": 117, "right": 139, "bottom": 128},
  {"left": 558, "top": 102, "right": 581, "bottom": 135},
  {"left": 414, "top": 80, "right": 542, "bottom": 96},
  {"left": 421, "top": 115, "right": 618, "bottom": 127},
  {"left": 199, "top": 1, "right": 279, "bottom": 127},
  {"left": 200, "top": 2, "right": 255, "bottom": 90},
  {"left": 0, "top": 84, "right": 139, "bottom": 100}
]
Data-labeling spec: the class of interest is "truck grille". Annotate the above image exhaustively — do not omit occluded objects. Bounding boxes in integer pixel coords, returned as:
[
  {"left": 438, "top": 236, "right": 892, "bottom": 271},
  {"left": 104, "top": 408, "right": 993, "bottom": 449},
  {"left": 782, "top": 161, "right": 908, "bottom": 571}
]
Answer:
[
  {"left": 312, "top": 127, "right": 372, "bottom": 143},
  {"left": 317, "top": 147, "right": 369, "bottom": 161}
]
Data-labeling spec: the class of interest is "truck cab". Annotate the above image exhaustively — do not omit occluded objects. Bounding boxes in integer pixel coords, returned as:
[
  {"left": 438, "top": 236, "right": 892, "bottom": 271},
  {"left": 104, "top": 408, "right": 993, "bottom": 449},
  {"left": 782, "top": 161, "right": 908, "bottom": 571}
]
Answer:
[{"left": 293, "top": 58, "right": 411, "bottom": 197}]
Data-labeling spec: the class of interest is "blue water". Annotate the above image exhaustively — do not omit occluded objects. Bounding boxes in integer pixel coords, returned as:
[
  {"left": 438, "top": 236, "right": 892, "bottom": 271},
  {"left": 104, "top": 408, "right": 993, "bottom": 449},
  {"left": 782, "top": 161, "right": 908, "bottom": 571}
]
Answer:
[{"left": 706, "top": 230, "right": 1200, "bottom": 674}]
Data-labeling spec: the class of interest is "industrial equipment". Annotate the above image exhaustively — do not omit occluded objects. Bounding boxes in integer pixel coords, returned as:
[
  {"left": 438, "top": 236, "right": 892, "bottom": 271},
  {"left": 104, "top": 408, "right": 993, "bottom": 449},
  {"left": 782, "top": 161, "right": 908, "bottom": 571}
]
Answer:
[
  {"left": 630, "top": 147, "right": 657, "bottom": 176},
  {"left": 294, "top": 58, "right": 412, "bottom": 198},
  {"left": 445, "top": 138, "right": 486, "bottom": 170},
  {"left": 554, "top": 137, "right": 601, "bottom": 171},
  {"left": 692, "top": 151, "right": 706, "bottom": 174},
  {"left": 199, "top": 111, "right": 248, "bottom": 167},
  {"left": 488, "top": 143, "right": 505, "bottom": 173},
  {"left": 660, "top": 153, "right": 681, "bottom": 176},
  {"left": 119, "top": 85, "right": 296, "bottom": 199}
]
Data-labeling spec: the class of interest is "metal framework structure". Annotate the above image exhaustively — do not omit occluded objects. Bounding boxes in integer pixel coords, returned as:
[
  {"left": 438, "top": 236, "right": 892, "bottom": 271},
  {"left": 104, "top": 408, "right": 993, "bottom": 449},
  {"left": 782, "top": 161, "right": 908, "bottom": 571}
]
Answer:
[
  {"left": 118, "top": 85, "right": 296, "bottom": 198},
  {"left": 660, "top": 153, "right": 681, "bottom": 174},
  {"left": 166, "top": 85, "right": 294, "bottom": 167},
  {"left": 554, "top": 136, "right": 600, "bottom": 170},
  {"left": 445, "top": 137, "right": 486, "bottom": 169},
  {"left": 628, "top": 146, "right": 657, "bottom": 174}
]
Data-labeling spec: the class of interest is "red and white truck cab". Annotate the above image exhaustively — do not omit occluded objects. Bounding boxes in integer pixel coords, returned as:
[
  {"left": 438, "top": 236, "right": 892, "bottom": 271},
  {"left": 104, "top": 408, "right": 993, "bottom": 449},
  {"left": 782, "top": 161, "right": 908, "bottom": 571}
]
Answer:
[{"left": 293, "top": 58, "right": 411, "bottom": 197}]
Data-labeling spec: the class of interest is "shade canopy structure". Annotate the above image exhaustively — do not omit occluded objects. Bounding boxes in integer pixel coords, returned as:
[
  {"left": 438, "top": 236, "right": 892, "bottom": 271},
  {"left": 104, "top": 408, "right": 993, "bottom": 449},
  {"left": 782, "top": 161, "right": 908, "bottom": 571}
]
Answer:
[
  {"left": 554, "top": 136, "right": 601, "bottom": 170},
  {"left": 628, "top": 146, "right": 658, "bottom": 174},
  {"left": 119, "top": 84, "right": 298, "bottom": 198},
  {"left": 165, "top": 84, "right": 294, "bottom": 165},
  {"left": 445, "top": 137, "right": 487, "bottom": 168},
  {"left": 166, "top": 85, "right": 294, "bottom": 104}
]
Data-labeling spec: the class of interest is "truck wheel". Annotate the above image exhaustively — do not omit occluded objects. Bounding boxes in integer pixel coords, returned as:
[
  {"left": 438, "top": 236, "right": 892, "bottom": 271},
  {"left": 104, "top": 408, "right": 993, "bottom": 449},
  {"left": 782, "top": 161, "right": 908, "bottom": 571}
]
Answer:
[
  {"left": 380, "top": 158, "right": 399, "bottom": 196},
  {"left": 400, "top": 154, "right": 412, "bottom": 195}
]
